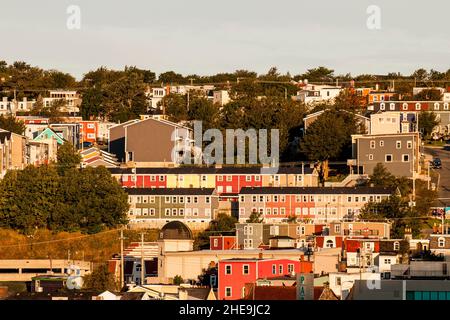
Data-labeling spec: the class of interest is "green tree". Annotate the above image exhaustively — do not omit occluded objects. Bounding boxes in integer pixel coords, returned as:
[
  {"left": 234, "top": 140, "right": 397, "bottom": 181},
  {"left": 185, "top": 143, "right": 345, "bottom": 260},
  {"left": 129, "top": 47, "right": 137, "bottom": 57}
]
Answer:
[
  {"left": 57, "top": 142, "right": 81, "bottom": 174},
  {"left": 360, "top": 195, "right": 420, "bottom": 238},
  {"left": 418, "top": 111, "right": 439, "bottom": 140},
  {"left": 0, "top": 115, "right": 25, "bottom": 135},
  {"left": 414, "top": 89, "right": 443, "bottom": 101},
  {"left": 295, "top": 66, "right": 335, "bottom": 82},
  {"left": 83, "top": 264, "right": 118, "bottom": 291},
  {"left": 160, "top": 93, "right": 188, "bottom": 122},
  {"left": 188, "top": 97, "right": 218, "bottom": 130},
  {"left": 173, "top": 275, "right": 184, "bottom": 285},
  {"left": 0, "top": 165, "right": 61, "bottom": 234},
  {"left": 300, "top": 110, "right": 360, "bottom": 184},
  {"left": 246, "top": 210, "right": 264, "bottom": 223}
]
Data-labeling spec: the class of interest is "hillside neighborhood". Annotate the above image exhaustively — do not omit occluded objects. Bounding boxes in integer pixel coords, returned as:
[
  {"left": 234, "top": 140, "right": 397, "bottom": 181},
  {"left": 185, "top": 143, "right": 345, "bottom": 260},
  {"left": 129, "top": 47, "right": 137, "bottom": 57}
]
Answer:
[{"left": 1, "top": 61, "right": 450, "bottom": 301}]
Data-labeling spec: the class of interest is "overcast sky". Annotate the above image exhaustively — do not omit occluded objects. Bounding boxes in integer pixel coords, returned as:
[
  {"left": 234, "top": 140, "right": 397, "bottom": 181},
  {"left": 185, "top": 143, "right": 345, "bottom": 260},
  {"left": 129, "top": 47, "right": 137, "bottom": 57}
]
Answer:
[{"left": 1, "top": 0, "right": 449, "bottom": 79}]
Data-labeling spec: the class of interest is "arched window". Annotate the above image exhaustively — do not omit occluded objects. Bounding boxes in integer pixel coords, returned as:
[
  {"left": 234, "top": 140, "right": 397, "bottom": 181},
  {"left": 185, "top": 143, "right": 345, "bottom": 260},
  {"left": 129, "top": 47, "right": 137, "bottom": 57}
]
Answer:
[
  {"left": 402, "top": 103, "right": 408, "bottom": 110},
  {"left": 394, "top": 241, "right": 400, "bottom": 251},
  {"left": 326, "top": 240, "right": 334, "bottom": 248}
]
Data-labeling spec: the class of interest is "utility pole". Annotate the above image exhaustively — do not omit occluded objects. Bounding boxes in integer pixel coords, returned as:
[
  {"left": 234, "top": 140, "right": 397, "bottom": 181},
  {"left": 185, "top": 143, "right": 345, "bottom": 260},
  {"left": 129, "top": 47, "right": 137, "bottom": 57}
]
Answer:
[
  {"left": 140, "top": 232, "right": 145, "bottom": 286},
  {"left": 119, "top": 229, "right": 126, "bottom": 290}
]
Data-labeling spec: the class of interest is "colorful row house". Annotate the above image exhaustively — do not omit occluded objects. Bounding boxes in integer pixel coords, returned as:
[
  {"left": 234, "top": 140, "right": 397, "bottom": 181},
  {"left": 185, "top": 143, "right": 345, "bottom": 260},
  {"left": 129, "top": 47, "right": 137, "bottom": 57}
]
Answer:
[
  {"left": 126, "top": 188, "right": 219, "bottom": 230},
  {"left": 218, "top": 258, "right": 313, "bottom": 300},
  {"left": 110, "top": 166, "right": 318, "bottom": 193},
  {"left": 238, "top": 187, "right": 396, "bottom": 223},
  {"left": 235, "top": 223, "right": 324, "bottom": 250}
]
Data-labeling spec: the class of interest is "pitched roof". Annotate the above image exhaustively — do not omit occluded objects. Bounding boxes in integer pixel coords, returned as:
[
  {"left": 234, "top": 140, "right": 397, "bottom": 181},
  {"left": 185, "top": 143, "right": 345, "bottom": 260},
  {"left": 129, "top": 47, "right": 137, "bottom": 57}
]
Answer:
[{"left": 243, "top": 284, "right": 296, "bottom": 300}]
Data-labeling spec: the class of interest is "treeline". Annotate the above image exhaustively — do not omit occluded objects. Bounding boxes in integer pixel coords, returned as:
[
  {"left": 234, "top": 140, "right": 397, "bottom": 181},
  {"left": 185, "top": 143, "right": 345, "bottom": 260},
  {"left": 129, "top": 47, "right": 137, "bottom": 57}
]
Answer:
[{"left": 0, "top": 144, "right": 129, "bottom": 234}]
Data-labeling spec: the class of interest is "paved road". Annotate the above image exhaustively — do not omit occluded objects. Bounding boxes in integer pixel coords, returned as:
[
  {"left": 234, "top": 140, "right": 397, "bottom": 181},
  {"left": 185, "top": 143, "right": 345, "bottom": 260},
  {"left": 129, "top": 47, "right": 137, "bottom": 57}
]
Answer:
[{"left": 424, "top": 146, "right": 450, "bottom": 207}]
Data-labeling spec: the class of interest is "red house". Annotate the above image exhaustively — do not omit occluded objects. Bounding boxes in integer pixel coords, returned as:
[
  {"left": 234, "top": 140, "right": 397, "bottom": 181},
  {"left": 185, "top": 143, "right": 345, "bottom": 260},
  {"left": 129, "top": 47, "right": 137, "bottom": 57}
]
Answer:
[
  {"left": 315, "top": 236, "right": 344, "bottom": 249},
  {"left": 210, "top": 236, "right": 237, "bottom": 250},
  {"left": 79, "top": 121, "right": 99, "bottom": 144},
  {"left": 218, "top": 258, "right": 313, "bottom": 300}
]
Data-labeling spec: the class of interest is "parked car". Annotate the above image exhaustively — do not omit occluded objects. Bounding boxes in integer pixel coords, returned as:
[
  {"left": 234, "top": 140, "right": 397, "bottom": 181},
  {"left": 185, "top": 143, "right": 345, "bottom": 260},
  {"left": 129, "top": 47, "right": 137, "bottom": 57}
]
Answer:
[{"left": 431, "top": 158, "right": 442, "bottom": 169}]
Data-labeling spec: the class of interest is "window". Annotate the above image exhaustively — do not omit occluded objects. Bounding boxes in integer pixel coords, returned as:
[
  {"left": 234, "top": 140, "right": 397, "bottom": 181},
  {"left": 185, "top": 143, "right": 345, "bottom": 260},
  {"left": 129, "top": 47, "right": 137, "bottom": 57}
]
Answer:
[
  {"left": 179, "top": 208, "right": 185, "bottom": 216},
  {"left": 402, "top": 154, "right": 410, "bottom": 162},
  {"left": 213, "top": 239, "right": 219, "bottom": 247},
  {"left": 390, "top": 103, "right": 395, "bottom": 110},
  {"left": 255, "top": 176, "right": 261, "bottom": 182},
  {"left": 380, "top": 103, "right": 385, "bottom": 110},
  {"left": 384, "top": 259, "right": 392, "bottom": 264},
  {"left": 193, "top": 197, "right": 198, "bottom": 203},
  {"left": 243, "top": 265, "right": 250, "bottom": 275},
  {"left": 288, "top": 264, "right": 294, "bottom": 273},
  {"left": 172, "top": 197, "right": 177, "bottom": 204},
  {"left": 244, "top": 239, "right": 253, "bottom": 249},
  {"left": 385, "top": 154, "right": 393, "bottom": 162},
  {"left": 240, "top": 196, "right": 245, "bottom": 202},
  {"left": 326, "top": 240, "right": 334, "bottom": 248},
  {"left": 273, "top": 196, "right": 278, "bottom": 202},
  {"left": 396, "top": 141, "right": 401, "bottom": 149},
  {"left": 347, "top": 196, "right": 352, "bottom": 202},
  {"left": 407, "top": 141, "right": 413, "bottom": 149},
  {"left": 335, "top": 224, "right": 341, "bottom": 234},
  {"left": 205, "top": 208, "right": 211, "bottom": 217},
  {"left": 273, "top": 208, "right": 278, "bottom": 215},
  {"left": 280, "top": 195, "right": 286, "bottom": 202},
  {"left": 225, "top": 287, "right": 232, "bottom": 297},
  {"left": 165, "top": 209, "right": 170, "bottom": 216},
  {"left": 370, "top": 140, "right": 376, "bottom": 149},
  {"left": 272, "top": 265, "right": 276, "bottom": 275},
  {"left": 218, "top": 175, "right": 223, "bottom": 181},
  {"left": 438, "top": 237, "right": 445, "bottom": 248},
  {"left": 369, "top": 154, "right": 374, "bottom": 161},
  {"left": 279, "top": 265, "right": 283, "bottom": 274},
  {"left": 270, "top": 226, "right": 279, "bottom": 236},
  {"left": 172, "top": 208, "right": 177, "bottom": 216},
  {"left": 245, "top": 175, "right": 251, "bottom": 182},
  {"left": 266, "top": 208, "right": 271, "bottom": 215},
  {"left": 185, "top": 208, "right": 191, "bottom": 216},
  {"left": 380, "top": 140, "right": 384, "bottom": 147},
  {"left": 186, "top": 196, "right": 191, "bottom": 203},
  {"left": 205, "top": 196, "right": 211, "bottom": 204},
  {"left": 244, "top": 226, "right": 254, "bottom": 235},
  {"left": 252, "top": 196, "right": 257, "bottom": 203},
  {"left": 394, "top": 241, "right": 400, "bottom": 251},
  {"left": 149, "top": 208, "right": 155, "bottom": 216},
  {"left": 201, "top": 175, "right": 207, "bottom": 182},
  {"left": 296, "top": 226, "right": 305, "bottom": 235},
  {"left": 159, "top": 176, "right": 164, "bottom": 181},
  {"left": 226, "top": 175, "right": 232, "bottom": 181},
  {"left": 402, "top": 103, "right": 408, "bottom": 111},
  {"left": 336, "top": 277, "right": 341, "bottom": 286},
  {"left": 415, "top": 103, "right": 421, "bottom": 110},
  {"left": 280, "top": 207, "right": 286, "bottom": 215},
  {"left": 259, "top": 196, "right": 264, "bottom": 202},
  {"left": 192, "top": 208, "right": 199, "bottom": 216}
]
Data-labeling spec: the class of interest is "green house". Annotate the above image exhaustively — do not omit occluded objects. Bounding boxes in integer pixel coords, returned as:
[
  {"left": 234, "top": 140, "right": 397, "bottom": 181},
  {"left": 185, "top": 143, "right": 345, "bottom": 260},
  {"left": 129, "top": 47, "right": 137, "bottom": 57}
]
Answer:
[{"left": 33, "top": 127, "right": 65, "bottom": 145}]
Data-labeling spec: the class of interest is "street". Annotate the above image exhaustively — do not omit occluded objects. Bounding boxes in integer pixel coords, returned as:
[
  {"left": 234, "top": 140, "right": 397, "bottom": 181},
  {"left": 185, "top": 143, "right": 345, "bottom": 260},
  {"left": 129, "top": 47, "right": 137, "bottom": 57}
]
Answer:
[{"left": 424, "top": 146, "right": 450, "bottom": 207}]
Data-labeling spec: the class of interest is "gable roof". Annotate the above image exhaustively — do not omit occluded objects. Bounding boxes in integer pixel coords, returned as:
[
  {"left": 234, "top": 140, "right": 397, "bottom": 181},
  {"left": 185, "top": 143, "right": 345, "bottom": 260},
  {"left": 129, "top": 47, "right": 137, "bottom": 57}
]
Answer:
[
  {"left": 239, "top": 186, "right": 395, "bottom": 195},
  {"left": 33, "top": 127, "right": 65, "bottom": 145}
]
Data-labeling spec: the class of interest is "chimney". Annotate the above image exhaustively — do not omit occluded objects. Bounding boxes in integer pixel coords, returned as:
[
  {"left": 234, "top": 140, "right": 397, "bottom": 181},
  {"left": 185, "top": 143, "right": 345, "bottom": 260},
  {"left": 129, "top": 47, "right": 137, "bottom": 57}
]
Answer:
[{"left": 258, "top": 252, "right": 263, "bottom": 260}]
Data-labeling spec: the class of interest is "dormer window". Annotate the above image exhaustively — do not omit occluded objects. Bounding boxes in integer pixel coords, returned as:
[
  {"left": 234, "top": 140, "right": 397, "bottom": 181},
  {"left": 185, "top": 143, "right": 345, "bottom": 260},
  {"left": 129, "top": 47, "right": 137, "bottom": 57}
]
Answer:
[{"left": 394, "top": 241, "right": 400, "bottom": 251}]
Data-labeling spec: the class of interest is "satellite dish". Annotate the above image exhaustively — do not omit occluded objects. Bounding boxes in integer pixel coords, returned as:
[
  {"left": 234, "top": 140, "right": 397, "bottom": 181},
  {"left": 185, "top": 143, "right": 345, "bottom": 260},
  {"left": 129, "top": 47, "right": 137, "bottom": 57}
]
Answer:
[{"left": 66, "top": 276, "right": 83, "bottom": 290}]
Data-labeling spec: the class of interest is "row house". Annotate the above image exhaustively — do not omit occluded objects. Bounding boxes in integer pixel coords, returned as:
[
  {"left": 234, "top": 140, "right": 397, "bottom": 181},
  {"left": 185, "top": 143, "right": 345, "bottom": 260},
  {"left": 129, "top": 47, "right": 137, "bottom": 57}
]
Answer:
[
  {"left": 236, "top": 223, "right": 324, "bottom": 250},
  {"left": 238, "top": 187, "right": 395, "bottom": 223},
  {"left": 350, "top": 132, "right": 420, "bottom": 177},
  {"left": 42, "top": 90, "right": 81, "bottom": 114},
  {"left": 126, "top": 188, "right": 219, "bottom": 229},
  {"left": 328, "top": 221, "right": 391, "bottom": 239},
  {"left": 368, "top": 101, "right": 450, "bottom": 136},
  {"left": 209, "top": 235, "right": 237, "bottom": 250},
  {"left": 0, "top": 129, "right": 27, "bottom": 178},
  {"left": 218, "top": 258, "right": 313, "bottom": 300},
  {"left": 76, "top": 120, "right": 115, "bottom": 145},
  {"left": 0, "top": 97, "right": 36, "bottom": 116},
  {"left": 344, "top": 238, "right": 408, "bottom": 275},
  {"left": 109, "top": 166, "right": 318, "bottom": 193},
  {"left": 17, "top": 117, "right": 50, "bottom": 140},
  {"left": 429, "top": 234, "right": 450, "bottom": 256}
]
